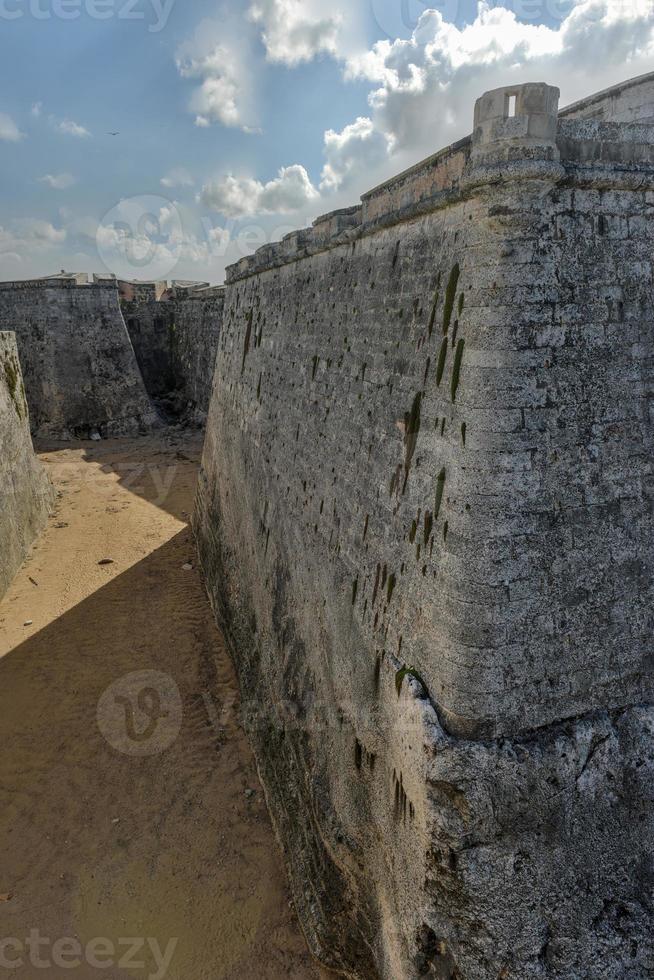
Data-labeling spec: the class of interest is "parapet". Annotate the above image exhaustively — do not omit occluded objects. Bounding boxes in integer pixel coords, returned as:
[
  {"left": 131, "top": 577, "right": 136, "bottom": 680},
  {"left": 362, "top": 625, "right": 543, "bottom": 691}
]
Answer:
[
  {"left": 43, "top": 271, "right": 91, "bottom": 285},
  {"left": 561, "top": 70, "right": 654, "bottom": 125},
  {"left": 118, "top": 279, "right": 170, "bottom": 303},
  {"left": 0, "top": 275, "right": 116, "bottom": 292},
  {"left": 224, "top": 139, "right": 472, "bottom": 284},
  {"left": 169, "top": 283, "right": 226, "bottom": 302},
  {"left": 225, "top": 74, "right": 654, "bottom": 285},
  {"left": 225, "top": 83, "right": 564, "bottom": 283}
]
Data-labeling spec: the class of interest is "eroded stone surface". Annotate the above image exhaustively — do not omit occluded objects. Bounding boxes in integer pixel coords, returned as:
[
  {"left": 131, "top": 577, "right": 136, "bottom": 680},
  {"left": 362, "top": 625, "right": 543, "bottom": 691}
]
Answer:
[
  {"left": 0, "top": 278, "right": 158, "bottom": 439},
  {"left": 0, "top": 332, "right": 53, "bottom": 598},
  {"left": 119, "top": 280, "right": 224, "bottom": 423}
]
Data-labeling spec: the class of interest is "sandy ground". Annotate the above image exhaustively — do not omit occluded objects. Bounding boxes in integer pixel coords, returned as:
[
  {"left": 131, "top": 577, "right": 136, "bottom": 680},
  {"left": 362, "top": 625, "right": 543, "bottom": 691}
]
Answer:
[{"left": 0, "top": 430, "right": 330, "bottom": 980}]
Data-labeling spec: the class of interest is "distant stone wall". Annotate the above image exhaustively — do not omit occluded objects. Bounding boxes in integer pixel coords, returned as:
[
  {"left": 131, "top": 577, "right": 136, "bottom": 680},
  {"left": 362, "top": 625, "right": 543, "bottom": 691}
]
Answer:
[
  {"left": 170, "top": 286, "right": 225, "bottom": 424},
  {"left": 195, "top": 82, "right": 654, "bottom": 979},
  {"left": 119, "top": 282, "right": 224, "bottom": 423},
  {"left": 119, "top": 280, "right": 175, "bottom": 398},
  {"left": 0, "top": 280, "right": 158, "bottom": 440},
  {"left": 0, "top": 332, "right": 53, "bottom": 598}
]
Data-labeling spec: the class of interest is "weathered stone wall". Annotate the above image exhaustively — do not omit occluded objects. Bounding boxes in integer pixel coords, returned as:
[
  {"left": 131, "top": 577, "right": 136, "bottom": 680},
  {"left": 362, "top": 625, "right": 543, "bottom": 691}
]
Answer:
[
  {"left": 169, "top": 286, "right": 225, "bottom": 424},
  {"left": 0, "top": 332, "right": 53, "bottom": 598},
  {"left": 0, "top": 279, "right": 158, "bottom": 439},
  {"left": 119, "top": 281, "right": 224, "bottom": 423},
  {"left": 562, "top": 70, "right": 654, "bottom": 125},
  {"left": 119, "top": 280, "right": 175, "bottom": 399},
  {"left": 195, "top": 82, "right": 654, "bottom": 979}
]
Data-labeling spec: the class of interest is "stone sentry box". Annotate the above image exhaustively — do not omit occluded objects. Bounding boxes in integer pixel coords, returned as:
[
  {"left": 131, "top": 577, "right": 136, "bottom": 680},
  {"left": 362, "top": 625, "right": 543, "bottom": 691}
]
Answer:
[
  {"left": 195, "top": 80, "right": 654, "bottom": 978},
  {"left": 472, "top": 82, "right": 560, "bottom": 147}
]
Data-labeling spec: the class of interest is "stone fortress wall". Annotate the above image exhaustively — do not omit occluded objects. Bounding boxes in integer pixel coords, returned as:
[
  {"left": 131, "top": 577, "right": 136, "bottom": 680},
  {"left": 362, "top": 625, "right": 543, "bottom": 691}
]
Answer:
[
  {"left": 0, "top": 269, "right": 224, "bottom": 596},
  {"left": 166, "top": 284, "right": 226, "bottom": 425},
  {"left": 0, "top": 68, "right": 652, "bottom": 980},
  {"left": 119, "top": 279, "right": 225, "bottom": 424},
  {"left": 561, "top": 69, "right": 654, "bottom": 125},
  {"left": 0, "top": 273, "right": 225, "bottom": 439},
  {"left": 194, "top": 76, "right": 654, "bottom": 979},
  {"left": 118, "top": 278, "right": 177, "bottom": 400},
  {"left": 0, "top": 275, "right": 159, "bottom": 440},
  {"left": 0, "top": 332, "right": 54, "bottom": 598}
]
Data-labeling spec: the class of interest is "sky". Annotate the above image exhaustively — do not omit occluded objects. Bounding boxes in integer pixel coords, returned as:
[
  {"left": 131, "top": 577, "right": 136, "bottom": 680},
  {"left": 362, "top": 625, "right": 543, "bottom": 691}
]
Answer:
[{"left": 0, "top": 0, "right": 653, "bottom": 284}]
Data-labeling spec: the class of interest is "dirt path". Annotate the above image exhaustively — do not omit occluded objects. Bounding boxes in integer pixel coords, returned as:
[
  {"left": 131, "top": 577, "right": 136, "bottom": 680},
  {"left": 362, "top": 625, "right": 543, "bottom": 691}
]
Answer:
[{"left": 0, "top": 431, "right": 329, "bottom": 980}]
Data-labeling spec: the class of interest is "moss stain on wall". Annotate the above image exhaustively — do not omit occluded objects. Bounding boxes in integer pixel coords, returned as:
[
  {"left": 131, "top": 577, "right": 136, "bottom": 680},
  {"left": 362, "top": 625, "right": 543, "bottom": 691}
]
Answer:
[
  {"left": 443, "top": 263, "right": 460, "bottom": 335},
  {"left": 402, "top": 392, "right": 422, "bottom": 494},
  {"left": 451, "top": 338, "right": 465, "bottom": 402}
]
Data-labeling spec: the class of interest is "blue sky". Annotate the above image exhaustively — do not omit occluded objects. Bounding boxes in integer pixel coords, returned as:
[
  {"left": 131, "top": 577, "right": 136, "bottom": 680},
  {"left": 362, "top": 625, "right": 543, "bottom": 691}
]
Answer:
[{"left": 0, "top": 0, "right": 653, "bottom": 282}]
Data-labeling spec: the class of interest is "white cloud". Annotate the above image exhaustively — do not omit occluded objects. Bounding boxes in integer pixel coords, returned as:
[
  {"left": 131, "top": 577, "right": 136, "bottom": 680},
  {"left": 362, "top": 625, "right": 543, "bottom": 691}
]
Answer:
[
  {"left": 176, "top": 20, "right": 258, "bottom": 132},
  {"left": 179, "top": 48, "right": 243, "bottom": 129},
  {"left": 172, "top": 0, "right": 654, "bottom": 238},
  {"left": 15, "top": 219, "right": 67, "bottom": 244},
  {"left": 38, "top": 173, "right": 77, "bottom": 190},
  {"left": 201, "top": 164, "right": 319, "bottom": 218},
  {"left": 31, "top": 102, "right": 42, "bottom": 118},
  {"left": 98, "top": 222, "right": 221, "bottom": 267},
  {"left": 0, "top": 219, "right": 67, "bottom": 267},
  {"left": 161, "top": 167, "right": 194, "bottom": 189},
  {"left": 177, "top": 3, "right": 365, "bottom": 130},
  {"left": 344, "top": 4, "right": 564, "bottom": 155},
  {"left": 207, "top": 225, "right": 231, "bottom": 251},
  {"left": 57, "top": 119, "right": 91, "bottom": 138},
  {"left": 0, "top": 113, "right": 24, "bottom": 142},
  {"left": 325, "top": 0, "right": 654, "bottom": 190},
  {"left": 321, "top": 116, "right": 393, "bottom": 192},
  {"left": 560, "top": 0, "right": 654, "bottom": 66},
  {"left": 95, "top": 197, "right": 231, "bottom": 280},
  {"left": 248, "top": 0, "right": 341, "bottom": 65},
  {"left": 0, "top": 228, "right": 20, "bottom": 254}
]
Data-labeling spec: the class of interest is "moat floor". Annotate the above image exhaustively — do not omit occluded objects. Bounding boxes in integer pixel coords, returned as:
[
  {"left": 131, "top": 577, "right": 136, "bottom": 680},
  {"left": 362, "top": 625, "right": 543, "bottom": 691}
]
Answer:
[{"left": 0, "top": 430, "right": 328, "bottom": 979}]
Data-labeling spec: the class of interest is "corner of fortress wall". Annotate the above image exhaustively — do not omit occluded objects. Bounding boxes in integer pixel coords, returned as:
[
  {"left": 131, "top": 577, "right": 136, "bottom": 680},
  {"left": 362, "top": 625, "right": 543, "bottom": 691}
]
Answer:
[
  {"left": 0, "top": 273, "right": 226, "bottom": 439},
  {"left": 0, "top": 332, "right": 54, "bottom": 599},
  {"left": 0, "top": 278, "right": 159, "bottom": 440},
  {"left": 118, "top": 281, "right": 226, "bottom": 423},
  {"left": 194, "top": 79, "right": 654, "bottom": 978},
  {"left": 169, "top": 286, "right": 226, "bottom": 425}
]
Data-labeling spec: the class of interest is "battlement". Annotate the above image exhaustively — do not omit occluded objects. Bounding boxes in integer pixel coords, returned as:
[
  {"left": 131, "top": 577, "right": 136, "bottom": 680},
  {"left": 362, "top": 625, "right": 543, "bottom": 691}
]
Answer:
[
  {"left": 118, "top": 278, "right": 216, "bottom": 303},
  {"left": 468, "top": 81, "right": 561, "bottom": 178}
]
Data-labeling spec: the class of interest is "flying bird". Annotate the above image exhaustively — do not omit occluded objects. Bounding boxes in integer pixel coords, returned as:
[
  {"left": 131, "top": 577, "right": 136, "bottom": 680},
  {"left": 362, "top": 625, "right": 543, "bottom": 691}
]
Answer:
[{"left": 107, "top": 131, "right": 120, "bottom": 136}]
